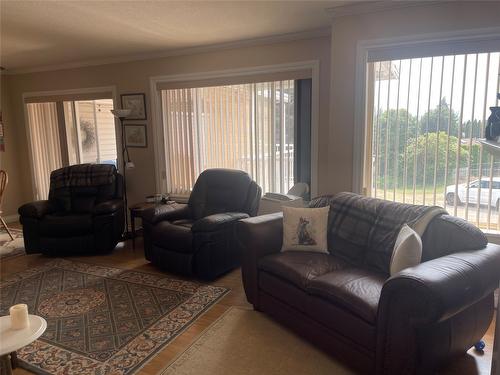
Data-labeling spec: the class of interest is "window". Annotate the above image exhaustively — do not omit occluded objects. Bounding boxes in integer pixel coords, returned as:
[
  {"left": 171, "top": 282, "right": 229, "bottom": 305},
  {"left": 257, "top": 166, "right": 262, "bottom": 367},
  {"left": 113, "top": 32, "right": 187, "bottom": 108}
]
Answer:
[
  {"left": 366, "top": 51, "right": 500, "bottom": 231},
  {"left": 161, "top": 81, "right": 297, "bottom": 195},
  {"left": 26, "top": 102, "right": 62, "bottom": 200},
  {"left": 25, "top": 97, "right": 117, "bottom": 199},
  {"left": 64, "top": 100, "right": 117, "bottom": 165}
]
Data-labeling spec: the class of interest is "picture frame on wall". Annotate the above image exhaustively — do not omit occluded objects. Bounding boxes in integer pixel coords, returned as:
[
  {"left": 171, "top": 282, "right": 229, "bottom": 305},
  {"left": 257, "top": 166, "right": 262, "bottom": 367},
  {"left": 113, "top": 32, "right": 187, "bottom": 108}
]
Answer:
[
  {"left": 124, "top": 124, "right": 147, "bottom": 148},
  {"left": 121, "top": 93, "right": 147, "bottom": 120}
]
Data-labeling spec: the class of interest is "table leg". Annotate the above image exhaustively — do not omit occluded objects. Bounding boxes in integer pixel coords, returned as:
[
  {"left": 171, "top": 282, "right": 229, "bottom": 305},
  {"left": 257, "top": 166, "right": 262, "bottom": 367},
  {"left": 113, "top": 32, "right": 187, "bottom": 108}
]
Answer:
[
  {"left": 131, "top": 212, "right": 136, "bottom": 250},
  {"left": 10, "top": 352, "right": 17, "bottom": 369},
  {"left": 0, "top": 354, "right": 12, "bottom": 375}
]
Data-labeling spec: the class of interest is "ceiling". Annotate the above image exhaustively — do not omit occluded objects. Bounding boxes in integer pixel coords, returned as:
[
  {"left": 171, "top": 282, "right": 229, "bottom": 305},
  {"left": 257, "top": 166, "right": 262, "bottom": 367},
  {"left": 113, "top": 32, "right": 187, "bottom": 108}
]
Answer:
[{"left": 0, "top": 1, "right": 346, "bottom": 72}]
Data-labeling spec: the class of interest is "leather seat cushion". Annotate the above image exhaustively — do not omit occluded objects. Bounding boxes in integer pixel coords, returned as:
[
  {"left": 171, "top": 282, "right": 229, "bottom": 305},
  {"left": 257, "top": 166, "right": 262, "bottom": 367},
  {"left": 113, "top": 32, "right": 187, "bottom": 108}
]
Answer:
[
  {"left": 306, "top": 268, "right": 386, "bottom": 323},
  {"left": 171, "top": 219, "right": 194, "bottom": 229},
  {"left": 258, "top": 271, "right": 377, "bottom": 350},
  {"left": 307, "top": 295, "right": 377, "bottom": 350},
  {"left": 259, "top": 271, "right": 310, "bottom": 313},
  {"left": 152, "top": 221, "right": 193, "bottom": 252},
  {"left": 39, "top": 214, "right": 93, "bottom": 237},
  {"left": 258, "top": 252, "right": 349, "bottom": 290}
]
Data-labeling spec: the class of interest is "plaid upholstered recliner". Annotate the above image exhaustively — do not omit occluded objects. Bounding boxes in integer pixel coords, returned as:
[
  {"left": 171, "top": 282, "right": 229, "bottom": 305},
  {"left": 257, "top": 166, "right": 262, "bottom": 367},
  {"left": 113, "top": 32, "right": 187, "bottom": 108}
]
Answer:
[{"left": 18, "top": 164, "right": 125, "bottom": 255}]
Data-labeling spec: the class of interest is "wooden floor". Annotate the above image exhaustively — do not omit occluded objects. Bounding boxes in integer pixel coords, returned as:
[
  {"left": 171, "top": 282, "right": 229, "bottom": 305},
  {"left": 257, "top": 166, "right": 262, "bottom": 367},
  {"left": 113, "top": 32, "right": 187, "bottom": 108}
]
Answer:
[{"left": 0, "top": 226, "right": 495, "bottom": 375}]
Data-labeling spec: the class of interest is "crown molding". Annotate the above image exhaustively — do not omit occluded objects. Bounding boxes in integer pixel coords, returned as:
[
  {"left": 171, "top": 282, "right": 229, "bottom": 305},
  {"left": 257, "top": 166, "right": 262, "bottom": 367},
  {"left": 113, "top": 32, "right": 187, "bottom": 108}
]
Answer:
[
  {"left": 3, "top": 27, "right": 331, "bottom": 75},
  {"left": 326, "top": 1, "right": 450, "bottom": 19}
]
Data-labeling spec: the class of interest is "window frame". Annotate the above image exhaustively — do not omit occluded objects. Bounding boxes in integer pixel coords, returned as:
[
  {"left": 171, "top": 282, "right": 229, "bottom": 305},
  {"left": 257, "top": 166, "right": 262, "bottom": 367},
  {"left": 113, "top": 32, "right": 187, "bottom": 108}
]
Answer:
[
  {"left": 149, "top": 61, "right": 321, "bottom": 199},
  {"left": 353, "top": 27, "right": 500, "bottom": 240},
  {"left": 353, "top": 27, "right": 500, "bottom": 195},
  {"left": 22, "top": 86, "right": 120, "bottom": 200}
]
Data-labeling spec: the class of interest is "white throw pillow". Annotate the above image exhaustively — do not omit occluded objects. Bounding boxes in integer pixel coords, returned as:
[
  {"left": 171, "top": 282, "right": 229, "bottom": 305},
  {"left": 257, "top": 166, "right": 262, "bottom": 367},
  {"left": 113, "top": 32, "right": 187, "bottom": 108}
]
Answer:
[
  {"left": 281, "top": 206, "right": 329, "bottom": 253},
  {"left": 390, "top": 224, "right": 423, "bottom": 276}
]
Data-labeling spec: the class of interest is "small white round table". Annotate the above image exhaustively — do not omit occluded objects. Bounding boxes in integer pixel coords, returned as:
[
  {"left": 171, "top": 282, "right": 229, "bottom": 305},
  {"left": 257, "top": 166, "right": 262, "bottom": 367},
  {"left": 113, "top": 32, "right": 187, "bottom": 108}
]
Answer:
[{"left": 0, "top": 315, "right": 47, "bottom": 375}]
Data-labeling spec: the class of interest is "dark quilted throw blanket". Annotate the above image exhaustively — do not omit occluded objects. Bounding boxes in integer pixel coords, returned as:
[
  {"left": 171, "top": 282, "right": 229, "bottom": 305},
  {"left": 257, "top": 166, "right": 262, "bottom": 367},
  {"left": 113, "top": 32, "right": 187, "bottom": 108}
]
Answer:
[
  {"left": 50, "top": 164, "right": 116, "bottom": 189},
  {"left": 310, "top": 192, "right": 447, "bottom": 275}
]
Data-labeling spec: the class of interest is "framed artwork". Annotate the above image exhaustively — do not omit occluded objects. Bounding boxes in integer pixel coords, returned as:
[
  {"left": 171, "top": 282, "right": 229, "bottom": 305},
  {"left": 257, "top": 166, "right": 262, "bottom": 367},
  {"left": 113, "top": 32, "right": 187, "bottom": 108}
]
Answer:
[
  {"left": 121, "top": 93, "right": 147, "bottom": 120},
  {"left": 124, "top": 124, "right": 147, "bottom": 148}
]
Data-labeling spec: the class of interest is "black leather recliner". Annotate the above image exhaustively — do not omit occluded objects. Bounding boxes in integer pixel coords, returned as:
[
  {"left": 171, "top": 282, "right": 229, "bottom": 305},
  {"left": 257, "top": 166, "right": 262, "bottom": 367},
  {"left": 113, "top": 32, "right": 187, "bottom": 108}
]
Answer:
[
  {"left": 18, "top": 164, "right": 125, "bottom": 255},
  {"left": 143, "top": 169, "right": 261, "bottom": 280}
]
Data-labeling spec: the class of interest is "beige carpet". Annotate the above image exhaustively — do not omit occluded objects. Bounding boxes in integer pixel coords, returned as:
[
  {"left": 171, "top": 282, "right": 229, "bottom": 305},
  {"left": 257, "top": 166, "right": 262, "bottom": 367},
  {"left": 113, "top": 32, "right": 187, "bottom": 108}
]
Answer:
[{"left": 161, "top": 307, "right": 354, "bottom": 375}]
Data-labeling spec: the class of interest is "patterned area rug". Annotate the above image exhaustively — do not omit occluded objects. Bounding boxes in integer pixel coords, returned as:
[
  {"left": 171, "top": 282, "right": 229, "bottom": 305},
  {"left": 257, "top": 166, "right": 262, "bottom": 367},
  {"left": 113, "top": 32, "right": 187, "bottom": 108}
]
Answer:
[
  {"left": 0, "top": 228, "right": 25, "bottom": 260},
  {"left": 0, "top": 259, "right": 228, "bottom": 375}
]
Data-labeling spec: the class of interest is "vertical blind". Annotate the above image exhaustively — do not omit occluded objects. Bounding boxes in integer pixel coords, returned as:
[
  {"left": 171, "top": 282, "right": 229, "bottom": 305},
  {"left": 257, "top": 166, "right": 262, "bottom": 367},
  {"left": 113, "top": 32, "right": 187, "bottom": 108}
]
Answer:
[
  {"left": 26, "top": 102, "right": 63, "bottom": 199},
  {"left": 25, "top": 98, "right": 117, "bottom": 200},
  {"left": 368, "top": 51, "right": 500, "bottom": 231},
  {"left": 162, "top": 81, "right": 295, "bottom": 195}
]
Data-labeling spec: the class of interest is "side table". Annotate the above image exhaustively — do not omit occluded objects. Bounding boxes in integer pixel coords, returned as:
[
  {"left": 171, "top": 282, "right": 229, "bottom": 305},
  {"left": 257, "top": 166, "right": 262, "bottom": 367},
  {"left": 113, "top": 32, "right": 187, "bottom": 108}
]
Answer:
[
  {"left": 129, "top": 202, "right": 156, "bottom": 249},
  {"left": 0, "top": 315, "right": 47, "bottom": 375}
]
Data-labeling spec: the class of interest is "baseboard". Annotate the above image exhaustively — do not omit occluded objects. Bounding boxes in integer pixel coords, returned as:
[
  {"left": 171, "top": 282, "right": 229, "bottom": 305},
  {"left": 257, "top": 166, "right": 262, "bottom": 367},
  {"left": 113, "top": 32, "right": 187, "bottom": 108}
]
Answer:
[{"left": 3, "top": 214, "right": 20, "bottom": 224}]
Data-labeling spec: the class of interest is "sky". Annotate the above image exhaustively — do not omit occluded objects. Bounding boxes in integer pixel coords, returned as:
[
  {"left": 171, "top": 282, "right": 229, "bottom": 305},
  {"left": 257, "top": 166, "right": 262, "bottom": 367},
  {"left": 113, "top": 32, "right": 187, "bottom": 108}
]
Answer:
[{"left": 373, "top": 52, "right": 500, "bottom": 124}]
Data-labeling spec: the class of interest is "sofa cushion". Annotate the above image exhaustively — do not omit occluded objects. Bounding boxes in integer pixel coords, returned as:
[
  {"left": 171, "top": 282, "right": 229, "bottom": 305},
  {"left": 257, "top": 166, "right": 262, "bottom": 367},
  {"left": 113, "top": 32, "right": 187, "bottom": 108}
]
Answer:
[
  {"left": 152, "top": 221, "right": 193, "bottom": 252},
  {"left": 259, "top": 271, "right": 310, "bottom": 313},
  {"left": 258, "top": 271, "right": 377, "bottom": 350},
  {"left": 421, "top": 214, "right": 488, "bottom": 261},
  {"left": 306, "top": 268, "right": 386, "bottom": 323},
  {"left": 307, "top": 295, "right": 377, "bottom": 350},
  {"left": 71, "top": 186, "right": 98, "bottom": 213},
  {"left": 39, "top": 214, "right": 93, "bottom": 237},
  {"left": 390, "top": 224, "right": 422, "bottom": 276},
  {"left": 310, "top": 193, "right": 446, "bottom": 275},
  {"left": 258, "top": 252, "right": 348, "bottom": 290},
  {"left": 188, "top": 169, "right": 255, "bottom": 219},
  {"left": 171, "top": 219, "right": 195, "bottom": 229},
  {"left": 281, "top": 206, "right": 329, "bottom": 253},
  {"left": 309, "top": 195, "right": 373, "bottom": 266}
]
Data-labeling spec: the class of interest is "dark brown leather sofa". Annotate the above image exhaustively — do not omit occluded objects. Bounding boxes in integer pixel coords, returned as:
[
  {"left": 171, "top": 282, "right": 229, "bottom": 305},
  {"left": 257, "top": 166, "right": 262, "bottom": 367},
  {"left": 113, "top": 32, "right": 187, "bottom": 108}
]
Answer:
[
  {"left": 18, "top": 164, "right": 124, "bottom": 255},
  {"left": 143, "top": 169, "right": 261, "bottom": 280},
  {"left": 237, "top": 193, "right": 500, "bottom": 374}
]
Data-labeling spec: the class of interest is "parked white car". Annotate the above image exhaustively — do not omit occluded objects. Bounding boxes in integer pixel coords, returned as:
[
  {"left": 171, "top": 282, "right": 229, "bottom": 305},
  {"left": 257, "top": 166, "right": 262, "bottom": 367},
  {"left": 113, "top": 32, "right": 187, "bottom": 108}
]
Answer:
[{"left": 446, "top": 178, "right": 500, "bottom": 209}]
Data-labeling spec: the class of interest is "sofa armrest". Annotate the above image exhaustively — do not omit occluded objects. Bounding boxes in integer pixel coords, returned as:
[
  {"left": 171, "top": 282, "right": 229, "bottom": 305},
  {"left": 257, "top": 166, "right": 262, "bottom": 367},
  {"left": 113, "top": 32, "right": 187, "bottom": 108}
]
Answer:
[
  {"left": 381, "top": 243, "right": 500, "bottom": 323},
  {"left": 192, "top": 212, "right": 249, "bottom": 232},
  {"left": 93, "top": 199, "right": 124, "bottom": 215},
  {"left": 236, "top": 213, "right": 283, "bottom": 306},
  {"left": 141, "top": 203, "right": 190, "bottom": 224},
  {"left": 376, "top": 243, "right": 500, "bottom": 374},
  {"left": 18, "top": 200, "right": 54, "bottom": 219}
]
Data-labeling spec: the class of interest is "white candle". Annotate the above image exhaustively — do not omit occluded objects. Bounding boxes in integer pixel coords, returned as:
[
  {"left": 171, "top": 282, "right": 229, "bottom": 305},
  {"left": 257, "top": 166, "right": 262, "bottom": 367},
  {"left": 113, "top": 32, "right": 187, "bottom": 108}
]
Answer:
[{"left": 9, "top": 304, "right": 29, "bottom": 330}]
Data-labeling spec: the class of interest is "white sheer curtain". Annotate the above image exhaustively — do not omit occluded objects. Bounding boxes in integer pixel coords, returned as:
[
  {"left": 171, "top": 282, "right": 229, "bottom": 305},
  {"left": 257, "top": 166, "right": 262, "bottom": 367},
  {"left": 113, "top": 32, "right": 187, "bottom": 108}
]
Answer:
[
  {"left": 26, "top": 102, "right": 63, "bottom": 199},
  {"left": 162, "top": 81, "right": 295, "bottom": 195}
]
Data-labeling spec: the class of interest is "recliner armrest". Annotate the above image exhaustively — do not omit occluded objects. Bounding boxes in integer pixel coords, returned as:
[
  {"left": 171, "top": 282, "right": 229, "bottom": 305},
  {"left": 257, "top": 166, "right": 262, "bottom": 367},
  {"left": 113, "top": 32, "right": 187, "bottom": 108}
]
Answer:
[
  {"left": 18, "top": 200, "right": 54, "bottom": 219},
  {"left": 141, "top": 203, "right": 190, "bottom": 224},
  {"left": 93, "top": 199, "right": 124, "bottom": 215},
  {"left": 191, "top": 212, "right": 249, "bottom": 232}
]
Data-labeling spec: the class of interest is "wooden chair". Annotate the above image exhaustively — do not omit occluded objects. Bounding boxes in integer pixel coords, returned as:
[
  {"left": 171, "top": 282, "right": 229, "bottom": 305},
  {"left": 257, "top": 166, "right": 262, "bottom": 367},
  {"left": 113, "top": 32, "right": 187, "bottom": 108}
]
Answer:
[{"left": 0, "top": 170, "right": 14, "bottom": 241}]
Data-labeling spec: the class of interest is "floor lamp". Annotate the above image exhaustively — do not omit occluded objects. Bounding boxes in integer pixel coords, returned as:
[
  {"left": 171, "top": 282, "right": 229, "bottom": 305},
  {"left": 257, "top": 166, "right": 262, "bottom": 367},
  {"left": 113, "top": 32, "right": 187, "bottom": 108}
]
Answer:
[{"left": 111, "top": 108, "right": 134, "bottom": 238}]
